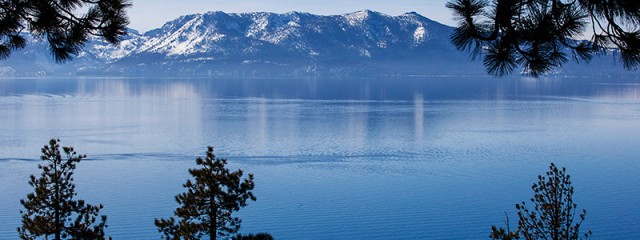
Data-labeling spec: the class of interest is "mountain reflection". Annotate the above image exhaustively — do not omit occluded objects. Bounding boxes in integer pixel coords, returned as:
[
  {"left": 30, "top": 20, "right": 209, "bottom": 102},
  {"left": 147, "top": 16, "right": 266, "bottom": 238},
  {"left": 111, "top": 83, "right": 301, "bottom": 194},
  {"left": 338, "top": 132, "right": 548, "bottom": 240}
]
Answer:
[
  {"left": 2, "top": 76, "right": 639, "bottom": 101},
  {"left": 414, "top": 93, "right": 424, "bottom": 141}
]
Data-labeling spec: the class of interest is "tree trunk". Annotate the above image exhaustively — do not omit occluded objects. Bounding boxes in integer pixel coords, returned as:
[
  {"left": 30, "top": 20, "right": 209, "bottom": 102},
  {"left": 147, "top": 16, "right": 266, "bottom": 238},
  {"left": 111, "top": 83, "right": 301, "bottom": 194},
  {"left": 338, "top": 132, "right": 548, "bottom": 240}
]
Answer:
[
  {"left": 210, "top": 200, "right": 217, "bottom": 240},
  {"left": 54, "top": 161, "right": 61, "bottom": 240}
]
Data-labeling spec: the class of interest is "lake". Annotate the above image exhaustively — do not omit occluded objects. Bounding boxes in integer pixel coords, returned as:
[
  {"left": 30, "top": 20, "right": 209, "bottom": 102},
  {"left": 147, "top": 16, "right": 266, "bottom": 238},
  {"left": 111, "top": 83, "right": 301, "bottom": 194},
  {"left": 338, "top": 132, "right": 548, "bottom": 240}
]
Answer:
[{"left": 1, "top": 76, "right": 639, "bottom": 239}]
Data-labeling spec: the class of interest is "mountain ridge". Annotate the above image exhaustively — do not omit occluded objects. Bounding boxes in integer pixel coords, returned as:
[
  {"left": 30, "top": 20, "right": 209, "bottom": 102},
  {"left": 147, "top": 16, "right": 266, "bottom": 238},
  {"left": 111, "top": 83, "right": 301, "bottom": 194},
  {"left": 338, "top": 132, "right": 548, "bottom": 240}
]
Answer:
[{"left": 0, "top": 10, "right": 630, "bottom": 77}]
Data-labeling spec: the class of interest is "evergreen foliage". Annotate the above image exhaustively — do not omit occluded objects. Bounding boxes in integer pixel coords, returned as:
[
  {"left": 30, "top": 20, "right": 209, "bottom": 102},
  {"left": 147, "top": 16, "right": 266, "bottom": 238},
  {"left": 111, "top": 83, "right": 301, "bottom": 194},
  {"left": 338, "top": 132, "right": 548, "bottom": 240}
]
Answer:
[
  {"left": 490, "top": 213, "right": 520, "bottom": 240},
  {"left": 0, "top": 0, "right": 130, "bottom": 62},
  {"left": 18, "top": 138, "right": 109, "bottom": 240},
  {"left": 155, "top": 146, "right": 256, "bottom": 240},
  {"left": 491, "top": 163, "right": 591, "bottom": 240},
  {"left": 447, "top": 0, "right": 640, "bottom": 77},
  {"left": 232, "top": 232, "right": 274, "bottom": 240}
]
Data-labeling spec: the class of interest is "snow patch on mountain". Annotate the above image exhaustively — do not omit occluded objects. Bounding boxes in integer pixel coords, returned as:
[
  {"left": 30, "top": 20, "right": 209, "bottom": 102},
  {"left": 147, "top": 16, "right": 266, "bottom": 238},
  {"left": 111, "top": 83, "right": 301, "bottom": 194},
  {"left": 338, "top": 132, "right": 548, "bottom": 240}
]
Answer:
[
  {"left": 413, "top": 26, "right": 427, "bottom": 45},
  {"left": 344, "top": 10, "right": 370, "bottom": 26}
]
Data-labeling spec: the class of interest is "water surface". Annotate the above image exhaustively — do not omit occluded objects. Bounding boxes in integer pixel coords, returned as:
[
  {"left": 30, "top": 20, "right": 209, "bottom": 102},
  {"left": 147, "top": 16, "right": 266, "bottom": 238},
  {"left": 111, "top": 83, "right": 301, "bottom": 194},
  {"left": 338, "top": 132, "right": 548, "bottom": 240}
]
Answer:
[{"left": 1, "top": 76, "right": 639, "bottom": 239}]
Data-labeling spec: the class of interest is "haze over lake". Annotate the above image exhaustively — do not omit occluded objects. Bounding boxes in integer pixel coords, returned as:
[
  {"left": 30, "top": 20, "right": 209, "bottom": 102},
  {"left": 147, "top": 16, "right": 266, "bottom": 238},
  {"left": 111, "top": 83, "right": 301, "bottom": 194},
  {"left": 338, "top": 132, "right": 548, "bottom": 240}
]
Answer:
[{"left": 1, "top": 76, "right": 639, "bottom": 239}]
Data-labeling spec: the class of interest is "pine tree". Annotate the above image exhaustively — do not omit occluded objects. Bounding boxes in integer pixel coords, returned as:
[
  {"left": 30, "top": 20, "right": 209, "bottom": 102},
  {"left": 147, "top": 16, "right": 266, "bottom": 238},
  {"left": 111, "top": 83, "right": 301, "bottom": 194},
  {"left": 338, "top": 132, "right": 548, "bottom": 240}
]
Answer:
[
  {"left": 491, "top": 163, "right": 591, "bottom": 240},
  {"left": 18, "top": 139, "right": 109, "bottom": 240},
  {"left": 155, "top": 146, "right": 256, "bottom": 240},
  {"left": 490, "top": 213, "right": 520, "bottom": 240},
  {"left": 232, "top": 232, "right": 274, "bottom": 240},
  {"left": 0, "top": 0, "right": 130, "bottom": 62},
  {"left": 447, "top": 0, "right": 640, "bottom": 77}
]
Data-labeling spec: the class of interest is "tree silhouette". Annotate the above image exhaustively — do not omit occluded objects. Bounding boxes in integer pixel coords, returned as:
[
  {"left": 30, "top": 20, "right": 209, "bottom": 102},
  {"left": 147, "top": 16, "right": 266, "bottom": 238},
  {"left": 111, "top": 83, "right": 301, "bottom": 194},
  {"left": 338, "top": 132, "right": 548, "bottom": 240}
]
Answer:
[
  {"left": 0, "top": 0, "right": 130, "bottom": 62},
  {"left": 490, "top": 213, "right": 520, "bottom": 240},
  {"left": 18, "top": 139, "right": 109, "bottom": 240},
  {"left": 447, "top": 0, "right": 640, "bottom": 77},
  {"left": 232, "top": 232, "right": 274, "bottom": 240},
  {"left": 155, "top": 146, "right": 256, "bottom": 240},
  {"left": 491, "top": 163, "right": 591, "bottom": 240}
]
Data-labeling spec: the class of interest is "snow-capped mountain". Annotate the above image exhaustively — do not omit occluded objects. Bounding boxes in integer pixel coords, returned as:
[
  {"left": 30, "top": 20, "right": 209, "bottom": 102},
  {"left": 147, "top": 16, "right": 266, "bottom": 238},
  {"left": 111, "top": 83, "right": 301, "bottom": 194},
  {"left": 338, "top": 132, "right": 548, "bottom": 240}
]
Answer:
[{"left": 0, "top": 10, "right": 629, "bottom": 77}]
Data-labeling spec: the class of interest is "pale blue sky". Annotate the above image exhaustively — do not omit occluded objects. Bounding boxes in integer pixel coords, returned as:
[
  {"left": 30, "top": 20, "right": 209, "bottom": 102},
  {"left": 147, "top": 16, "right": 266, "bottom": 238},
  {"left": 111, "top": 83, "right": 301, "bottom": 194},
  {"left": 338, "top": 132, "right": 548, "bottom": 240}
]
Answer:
[{"left": 128, "top": 0, "right": 454, "bottom": 32}]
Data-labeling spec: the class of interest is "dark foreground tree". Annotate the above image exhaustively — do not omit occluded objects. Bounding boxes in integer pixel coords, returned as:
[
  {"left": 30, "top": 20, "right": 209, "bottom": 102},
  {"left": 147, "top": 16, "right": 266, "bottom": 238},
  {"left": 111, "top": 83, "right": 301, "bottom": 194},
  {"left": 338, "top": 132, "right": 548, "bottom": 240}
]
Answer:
[
  {"left": 490, "top": 213, "right": 520, "bottom": 240},
  {"left": 447, "top": 0, "right": 640, "bottom": 77},
  {"left": 18, "top": 139, "right": 109, "bottom": 240},
  {"left": 232, "top": 232, "right": 274, "bottom": 240},
  {"left": 491, "top": 163, "right": 591, "bottom": 240},
  {"left": 0, "top": 0, "right": 130, "bottom": 62},
  {"left": 155, "top": 146, "right": 256, "bottom": 240}
]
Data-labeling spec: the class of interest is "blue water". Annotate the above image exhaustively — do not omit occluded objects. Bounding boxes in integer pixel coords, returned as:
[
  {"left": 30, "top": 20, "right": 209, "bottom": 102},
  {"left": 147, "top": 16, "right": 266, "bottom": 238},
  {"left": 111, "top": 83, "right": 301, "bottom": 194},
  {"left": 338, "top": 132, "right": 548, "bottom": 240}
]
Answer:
[{"left": 1, "top": 76, "right": 639, "bottom": 239}]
